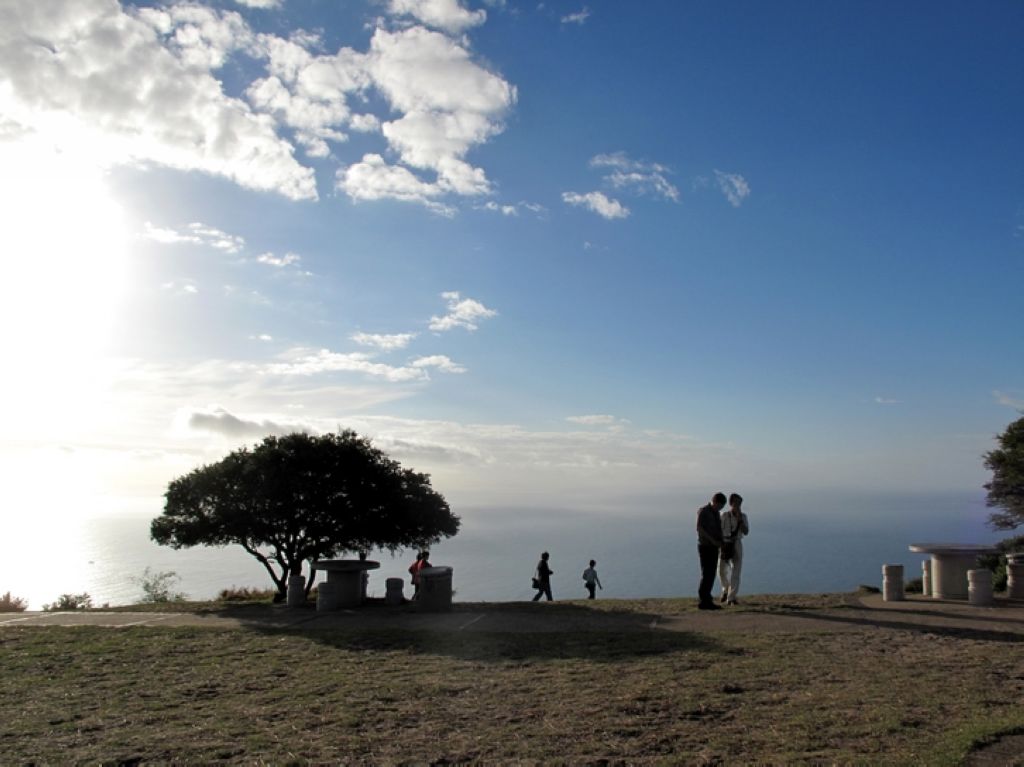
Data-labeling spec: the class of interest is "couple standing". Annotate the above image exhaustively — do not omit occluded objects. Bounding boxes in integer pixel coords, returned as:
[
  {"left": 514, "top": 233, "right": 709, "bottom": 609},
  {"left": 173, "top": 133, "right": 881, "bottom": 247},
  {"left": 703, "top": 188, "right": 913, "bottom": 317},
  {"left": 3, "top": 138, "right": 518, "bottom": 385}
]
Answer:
[{"left": 695, "top": 492, "right": 749, "bottom": 609}]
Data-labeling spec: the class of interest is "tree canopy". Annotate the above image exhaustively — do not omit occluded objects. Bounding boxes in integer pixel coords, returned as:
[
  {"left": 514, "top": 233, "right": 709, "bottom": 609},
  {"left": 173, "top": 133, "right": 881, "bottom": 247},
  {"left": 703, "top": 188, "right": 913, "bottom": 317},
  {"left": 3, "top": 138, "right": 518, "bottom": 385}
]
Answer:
[
  {"left": 985, "top": 415, "right": 1024, "bottom": 530},
  {"left": 151, "top": 431, "right": 459, "bottom": 600}
]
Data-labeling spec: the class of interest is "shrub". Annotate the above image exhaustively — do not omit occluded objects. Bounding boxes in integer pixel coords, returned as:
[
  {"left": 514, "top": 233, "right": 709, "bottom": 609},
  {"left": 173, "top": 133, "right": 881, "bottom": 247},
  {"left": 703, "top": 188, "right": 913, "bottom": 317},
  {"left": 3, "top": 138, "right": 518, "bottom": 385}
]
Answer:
[
  {"left": 43, "top": 593, "right": 93, "bottom": 611},
  {"left": 905, "top": 577, "right": 923, "bottom": 594},
  {"left": 135, "top": 568, "right": 187, "bottom": 603},
  {"left": 0, "top": 592, "right": 28, "bottom": 612},
  {"left": 217, "top": 586, "right": 277, "bottom": 602}
]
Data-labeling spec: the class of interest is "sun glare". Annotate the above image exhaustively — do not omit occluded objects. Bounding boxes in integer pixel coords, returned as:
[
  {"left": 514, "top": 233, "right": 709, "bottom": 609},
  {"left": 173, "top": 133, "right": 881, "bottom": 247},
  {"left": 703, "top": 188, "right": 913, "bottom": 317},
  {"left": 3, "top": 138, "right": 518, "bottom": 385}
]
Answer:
[{"left": 0, "top": 138, "right": 129, "bottom": 437}]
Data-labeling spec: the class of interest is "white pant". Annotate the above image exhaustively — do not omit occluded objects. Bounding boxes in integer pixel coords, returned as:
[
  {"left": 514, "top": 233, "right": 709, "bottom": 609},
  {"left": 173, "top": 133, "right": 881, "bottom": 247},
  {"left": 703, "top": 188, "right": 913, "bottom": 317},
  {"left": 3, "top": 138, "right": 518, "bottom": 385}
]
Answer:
[{"left": 718, "top": 540, "right": 743, "bottom": 600}]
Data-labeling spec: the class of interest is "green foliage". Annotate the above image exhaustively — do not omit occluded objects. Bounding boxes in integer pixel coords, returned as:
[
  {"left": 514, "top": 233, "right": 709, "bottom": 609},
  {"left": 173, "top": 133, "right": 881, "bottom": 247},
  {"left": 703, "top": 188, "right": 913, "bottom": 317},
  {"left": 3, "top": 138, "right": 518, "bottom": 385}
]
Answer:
[
  {"left": 135, "top": 567, "right": 187, "bottom": 604},
  {"left": 43, "top": 593, "right": 93, "bottom": 611},
  {"left": 905, "top": 577, "right": 923, "bottom": 594},
  {"left": 977, "top": 534, "right": 1024, "bottom": 592},
  {"left": 0, "top": 591, "right": 28, "bottom": 612},
  {"left": 985, "top": 415, "right": 1024, "bottom": 530},
  {"left": 151, "top": 430, "right": 460, "bottom": 601}
]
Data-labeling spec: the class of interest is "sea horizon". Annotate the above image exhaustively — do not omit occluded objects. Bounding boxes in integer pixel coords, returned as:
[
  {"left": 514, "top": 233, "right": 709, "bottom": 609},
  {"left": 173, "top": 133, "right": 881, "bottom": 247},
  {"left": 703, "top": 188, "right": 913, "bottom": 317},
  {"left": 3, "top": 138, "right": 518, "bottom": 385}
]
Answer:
[{"left": 3, "top": 489, "right": 1007, "bottom": 611}]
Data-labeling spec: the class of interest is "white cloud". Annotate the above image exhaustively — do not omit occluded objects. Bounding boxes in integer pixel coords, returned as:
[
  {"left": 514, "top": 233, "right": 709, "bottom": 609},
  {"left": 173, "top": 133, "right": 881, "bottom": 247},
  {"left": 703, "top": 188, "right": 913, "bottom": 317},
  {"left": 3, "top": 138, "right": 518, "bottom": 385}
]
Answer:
[
  {"left": 143, "top": 222, "right": 246, "bottom": 253},
  {"left": 337, "top": 153, "right": 456, "bottom": 217},
  {"left": 235, "top": 0, "right": 283, "bottom": 9},
  {"left": 561, "top": 7, "right": 591, "bottom": 24},
  {"left": 477, "top": 200, "right": 545, "bottom": 216},
  {"left": 411, "top": 354, "right": 467, "bottom": 373},
  {"left": 0, "top": 1, "right": 317, "bottom": 200},
  {"left": 591, "top": 151, "right": 679, "bottom": 202},
  {"left": 256, "top": 251, "right": 301, "bottom": 267},
  {"left": 429, "top": 291, "right": 497, "bottom": 331},
  {"left": 250, "top": 334, "right": 274, "bottom": 341},
  {"left": 562, "top": 191, "right": 630, "bottom": 220},
  {"left": 566, "top": 414, "right": 621, "bottom": 426},
  {"left": 714, "top": 170, "right": 751, "bottom": 207},
  {"left": 874, "top": 396, "right": 901, "bottom": 405},
  {"left": 351, "top": 332, "right": 417, "bottom": 351},
  {"left": 267, "top": 348, "right": 429, "bottom": 382},
  {"left": 388, "top": 0, "right": 487, "bottom": 34}
]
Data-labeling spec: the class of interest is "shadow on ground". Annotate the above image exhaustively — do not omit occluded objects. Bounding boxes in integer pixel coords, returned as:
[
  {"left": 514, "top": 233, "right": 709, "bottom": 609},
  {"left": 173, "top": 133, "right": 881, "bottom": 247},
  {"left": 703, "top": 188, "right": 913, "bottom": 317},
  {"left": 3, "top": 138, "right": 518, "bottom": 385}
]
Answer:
[{"left": 212, "top": 600, "right": 731, "bottom": 662}]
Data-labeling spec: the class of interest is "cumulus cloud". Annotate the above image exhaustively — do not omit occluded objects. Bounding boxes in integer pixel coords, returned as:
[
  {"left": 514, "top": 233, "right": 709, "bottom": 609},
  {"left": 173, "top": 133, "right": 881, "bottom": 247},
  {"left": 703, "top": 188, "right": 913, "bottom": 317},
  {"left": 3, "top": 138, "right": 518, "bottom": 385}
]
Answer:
[
  {"left": 188, "top": 407, "right": 304, "bottom": 438},
  {"left": 256, "top": 251, "right": 301, "bottom": 267},
  {"left": 562, "top": 191, "right": 630, "bottom": 220},
  {"left": 0, "top": 0, "right": 317, "bottom": 200},
  {"left": 477, "top": 200, "right": 545, "bottom": 216},
  {"left": 714, "top": 170, "right": 751, "bottom": 207},
  {"left": 591, "top": 151, "right": 679, "bottom": 202},
  {"left": 351, "top": 332, "right": 417, "bottom": 351},
  {"left": 143, "top": 222, "right": 246, "bottom": 253},
  {"left": 429, "top": 291, "right": 497, "bottom": 331},
  {"left": 561, "top": 7, "right": 591, "bottom": 24},
  {"left": 388, "top": 0, "right": 487, "bottom": 34},
  {"left": 337, "top": 154, "right": 455, "bottom": 216}
]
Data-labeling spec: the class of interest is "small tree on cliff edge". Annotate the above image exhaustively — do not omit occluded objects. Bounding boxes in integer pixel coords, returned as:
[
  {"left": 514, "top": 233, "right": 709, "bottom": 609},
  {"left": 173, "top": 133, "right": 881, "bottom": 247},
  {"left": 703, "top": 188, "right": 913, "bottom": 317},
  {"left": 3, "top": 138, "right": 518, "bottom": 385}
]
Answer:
[
  {"left": 151, "top": 431, "right": 459, "bottom": 601},
  {"left": 985, "top": 415, "right": 1024, "bottom": 531}
]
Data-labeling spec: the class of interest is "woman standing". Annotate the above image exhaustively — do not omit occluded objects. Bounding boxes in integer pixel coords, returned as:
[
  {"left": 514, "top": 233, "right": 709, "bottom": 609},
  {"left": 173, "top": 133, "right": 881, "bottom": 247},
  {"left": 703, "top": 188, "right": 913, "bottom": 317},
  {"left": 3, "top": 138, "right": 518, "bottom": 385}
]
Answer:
[
  {"left": 532, "top": 551, "right": 554, "bottom": 601},
  {"left": 718, "top": 494, "right": 749, "bottom": 605}
]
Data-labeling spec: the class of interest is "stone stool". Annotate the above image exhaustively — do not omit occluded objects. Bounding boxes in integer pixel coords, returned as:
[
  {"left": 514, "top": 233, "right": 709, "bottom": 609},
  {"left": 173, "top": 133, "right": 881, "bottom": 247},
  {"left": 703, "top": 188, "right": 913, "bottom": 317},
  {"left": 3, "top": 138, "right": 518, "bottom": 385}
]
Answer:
[
  {"left": 287, "top": 574, "right": 306, "bottom": 607},
  {"left": 882, "top": 564, "right": 904, "bottom": 601},
  {"left": 316, "top": 581, "right": 341, "bottom": 611},
  {"left": 968, "top": 569, "right": 993, "bottom": 607},
  {"left": 1006, "top": 562, "right": 1024, "bottom": 600},
  {"left": 385, "top": 577, "right": 404, "bottom": 605}
]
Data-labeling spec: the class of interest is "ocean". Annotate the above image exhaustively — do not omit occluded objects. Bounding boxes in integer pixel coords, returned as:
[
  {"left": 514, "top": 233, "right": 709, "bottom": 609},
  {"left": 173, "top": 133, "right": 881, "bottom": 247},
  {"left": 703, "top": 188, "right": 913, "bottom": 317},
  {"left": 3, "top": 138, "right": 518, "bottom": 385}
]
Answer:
[{"left": 3, "top": 491, "right": 1005, "bottom": 610}]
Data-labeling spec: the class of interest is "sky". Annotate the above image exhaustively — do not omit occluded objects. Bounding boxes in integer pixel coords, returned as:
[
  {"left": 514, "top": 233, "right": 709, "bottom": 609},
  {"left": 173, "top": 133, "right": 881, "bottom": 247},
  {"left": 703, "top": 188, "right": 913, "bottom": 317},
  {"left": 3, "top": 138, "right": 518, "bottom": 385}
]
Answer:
[{"left": 0, "top": 0, "right": 1022, "bottom": 526}]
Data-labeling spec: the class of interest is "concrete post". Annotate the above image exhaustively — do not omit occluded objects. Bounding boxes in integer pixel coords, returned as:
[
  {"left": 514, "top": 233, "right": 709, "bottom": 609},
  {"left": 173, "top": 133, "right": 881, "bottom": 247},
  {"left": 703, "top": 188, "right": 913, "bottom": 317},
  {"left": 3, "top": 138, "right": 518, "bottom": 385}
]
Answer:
[
  {"left": 882, "top": 564, "right": 904, "bottom": 601},
  {"left": 968, "top": 569, "right": 993, "bottom": 607},
  {"left": 385, "top": 577, "right": 404, "bottom": 605},
  {"left": 921, "top": 560, "right": 931, "bottom": 597},
  {"left": 1006, "top": 563, "right": 1024, "bottom": 600},
  {"left": 286, "top": 574, "right": 306, "bottom": 608}
]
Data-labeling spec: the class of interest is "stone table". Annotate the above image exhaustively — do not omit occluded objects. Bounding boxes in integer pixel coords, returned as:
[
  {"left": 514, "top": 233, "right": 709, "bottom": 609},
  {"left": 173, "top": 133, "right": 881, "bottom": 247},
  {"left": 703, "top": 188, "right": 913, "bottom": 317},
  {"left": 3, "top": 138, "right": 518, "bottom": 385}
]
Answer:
[
  {"left": 908, "top": 544, "right": 997, "bottom": 600},
  {"left": 311, "top": 559, "right": 380, "bottom": 610}
]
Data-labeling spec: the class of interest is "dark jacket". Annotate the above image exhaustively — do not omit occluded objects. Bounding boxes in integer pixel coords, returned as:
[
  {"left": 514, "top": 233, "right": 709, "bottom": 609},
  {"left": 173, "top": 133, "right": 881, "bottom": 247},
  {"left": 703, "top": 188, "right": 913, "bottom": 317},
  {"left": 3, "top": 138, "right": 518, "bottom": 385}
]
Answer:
[{"left": 696, "top": 504, "right": 723, "bottom": 547}]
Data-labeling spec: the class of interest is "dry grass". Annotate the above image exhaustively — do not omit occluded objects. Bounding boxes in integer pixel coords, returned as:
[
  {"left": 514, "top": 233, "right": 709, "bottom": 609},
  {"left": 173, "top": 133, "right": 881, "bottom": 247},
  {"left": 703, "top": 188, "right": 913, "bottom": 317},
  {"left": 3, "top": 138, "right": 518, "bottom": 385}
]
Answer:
[{"left": 2, "top": 596, "right": 1022, "bottom": 764}]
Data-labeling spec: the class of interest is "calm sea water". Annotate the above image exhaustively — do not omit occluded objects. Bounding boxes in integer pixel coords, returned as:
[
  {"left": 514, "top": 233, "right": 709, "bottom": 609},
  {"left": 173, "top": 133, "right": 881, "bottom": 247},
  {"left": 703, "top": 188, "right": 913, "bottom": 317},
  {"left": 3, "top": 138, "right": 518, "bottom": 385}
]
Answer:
[{"left": 3, "top": 491, "right": 1004, "bottom": 610}]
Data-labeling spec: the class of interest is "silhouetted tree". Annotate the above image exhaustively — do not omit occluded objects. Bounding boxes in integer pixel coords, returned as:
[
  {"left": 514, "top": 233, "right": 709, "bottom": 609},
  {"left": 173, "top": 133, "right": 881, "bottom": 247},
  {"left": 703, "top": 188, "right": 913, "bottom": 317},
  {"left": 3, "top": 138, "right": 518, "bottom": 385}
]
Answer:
[
  {"left": 151, "top": 431, "right": 459, "bottom": 601},
  {"left": 985, "top": 415, "right": 1024, "bottom": 530}
]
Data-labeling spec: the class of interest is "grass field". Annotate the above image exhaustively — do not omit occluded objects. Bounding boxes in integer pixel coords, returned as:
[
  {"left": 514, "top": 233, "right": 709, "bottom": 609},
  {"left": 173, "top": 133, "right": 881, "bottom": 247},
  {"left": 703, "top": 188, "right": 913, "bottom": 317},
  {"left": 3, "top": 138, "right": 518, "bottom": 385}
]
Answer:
[{"left": 2, "top": 595, "right": 1022, "bottom": 764}]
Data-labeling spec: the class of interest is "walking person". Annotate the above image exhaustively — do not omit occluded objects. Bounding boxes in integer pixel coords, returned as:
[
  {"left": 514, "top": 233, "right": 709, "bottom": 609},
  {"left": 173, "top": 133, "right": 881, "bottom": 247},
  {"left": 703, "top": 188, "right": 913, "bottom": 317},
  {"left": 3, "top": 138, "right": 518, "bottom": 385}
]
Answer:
[
  {"left": 718, "top": 494, "right": 749, "bottom": 605},
  {"left": 695, "top": 492, "right": 726, "bottom": 610},
  {"left": 582, "top": 559, "right": 602, "bottom": 599},
  {"left": 532, "top": 551, "right": 554, "bottom": 601}
]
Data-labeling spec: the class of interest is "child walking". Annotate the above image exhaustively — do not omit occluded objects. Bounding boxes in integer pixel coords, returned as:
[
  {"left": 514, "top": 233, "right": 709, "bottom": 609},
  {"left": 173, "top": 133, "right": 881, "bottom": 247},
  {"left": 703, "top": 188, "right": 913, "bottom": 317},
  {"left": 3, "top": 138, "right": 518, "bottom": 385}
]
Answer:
[{"left": 582, "top": 559, "right": 602, "bottom": 599}]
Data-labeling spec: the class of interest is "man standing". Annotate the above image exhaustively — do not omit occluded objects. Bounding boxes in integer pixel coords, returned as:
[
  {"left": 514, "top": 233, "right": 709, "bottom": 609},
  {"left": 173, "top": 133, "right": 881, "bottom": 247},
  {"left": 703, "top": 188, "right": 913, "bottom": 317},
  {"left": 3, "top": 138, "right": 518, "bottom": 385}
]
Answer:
[{"left": 696, "top": 492, "right": 726, "bottom": 610}]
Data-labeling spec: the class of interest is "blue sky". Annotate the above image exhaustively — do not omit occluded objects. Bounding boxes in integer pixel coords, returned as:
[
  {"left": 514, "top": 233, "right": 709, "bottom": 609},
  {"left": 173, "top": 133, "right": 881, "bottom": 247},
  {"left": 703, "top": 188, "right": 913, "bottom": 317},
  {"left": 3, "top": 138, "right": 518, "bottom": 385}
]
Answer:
[{"left": 0, "top": 0, "right": 1021, "bottom": 523}]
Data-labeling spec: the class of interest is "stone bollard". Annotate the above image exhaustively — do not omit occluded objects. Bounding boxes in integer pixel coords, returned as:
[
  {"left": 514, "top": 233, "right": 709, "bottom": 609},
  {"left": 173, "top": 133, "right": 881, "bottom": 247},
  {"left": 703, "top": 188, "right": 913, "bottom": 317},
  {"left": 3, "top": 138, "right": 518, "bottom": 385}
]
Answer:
[
  {"left": 417, "top": 566, "right": 454, "bottom": 612},
  {"left": 316, "top": 581, "right": 341, "bottom": 611},
  {"left": 287, "top": 574, "right": 306, "bottom": 608},
  {"left": 1006, "top": 563, "right": 1024, "bottom": 601},
  {"left": 921, "top": 560, "right": 931, "bottom": 597},
  {"left": 385, "top": 577, "right": 404, "bottom": 605},
  {"left": 882, "top": 564, "right": 904, "bottom": 601},
  {"left": 968, "top": 569, "right": 993, "bottom": 607}
]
